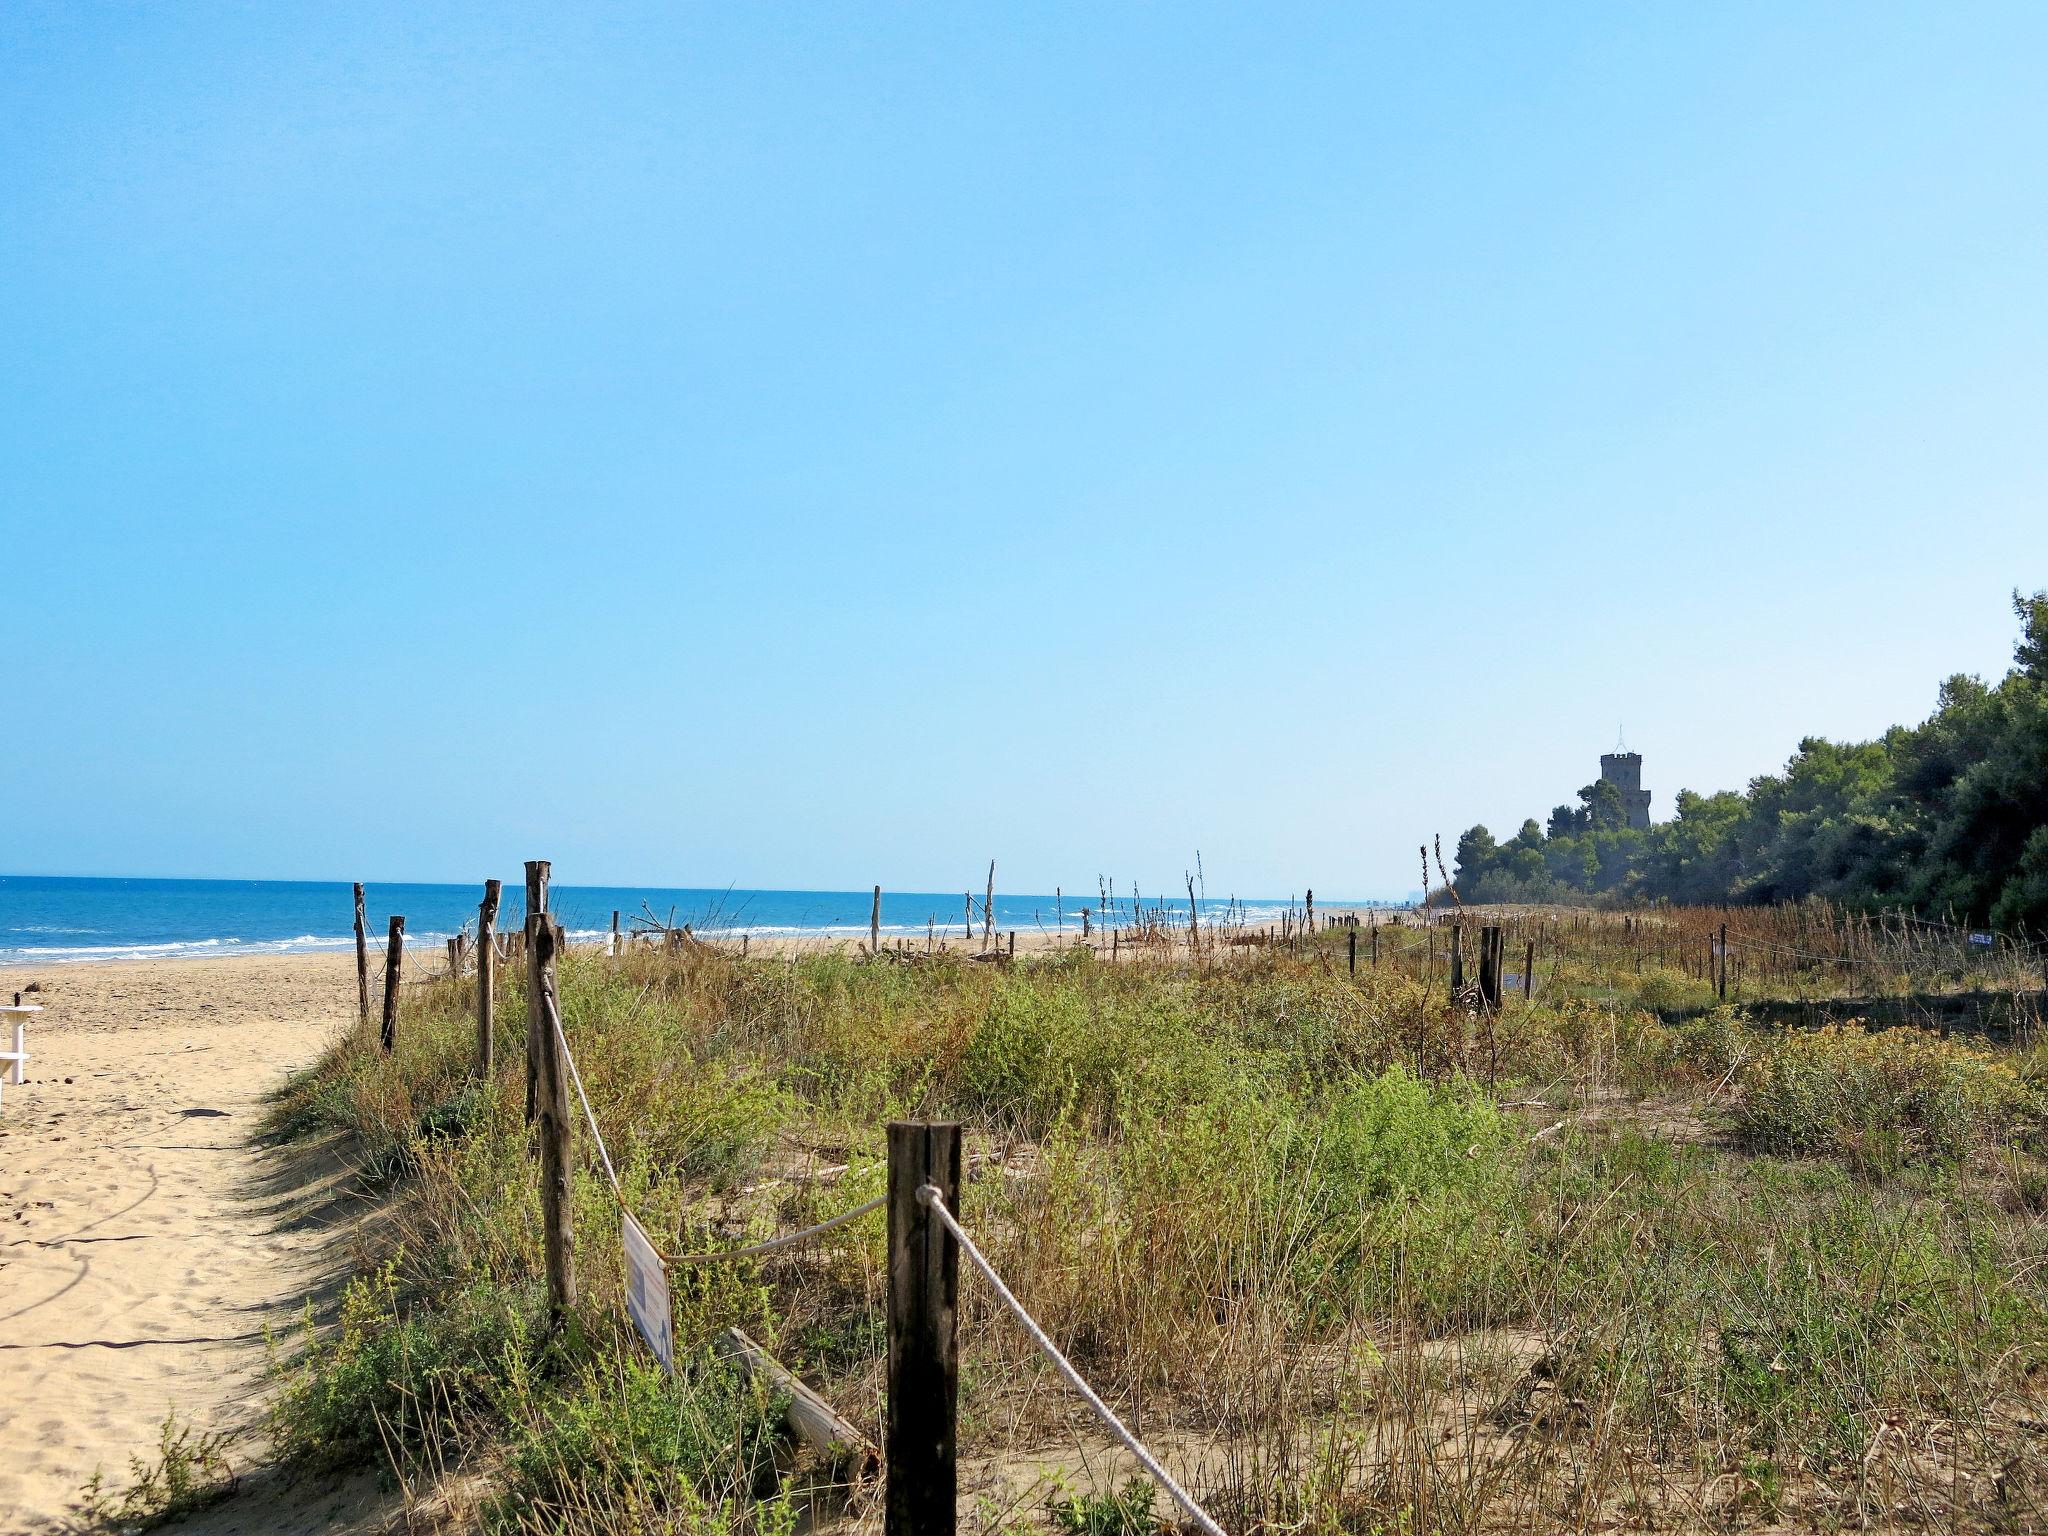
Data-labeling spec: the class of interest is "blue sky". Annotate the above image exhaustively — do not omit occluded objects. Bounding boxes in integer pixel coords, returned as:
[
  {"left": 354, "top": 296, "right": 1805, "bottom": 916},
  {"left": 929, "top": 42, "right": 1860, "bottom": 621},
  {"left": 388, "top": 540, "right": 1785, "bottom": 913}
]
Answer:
[{"left": 4, "top": 3, "right": 2044, "bottom": 898}]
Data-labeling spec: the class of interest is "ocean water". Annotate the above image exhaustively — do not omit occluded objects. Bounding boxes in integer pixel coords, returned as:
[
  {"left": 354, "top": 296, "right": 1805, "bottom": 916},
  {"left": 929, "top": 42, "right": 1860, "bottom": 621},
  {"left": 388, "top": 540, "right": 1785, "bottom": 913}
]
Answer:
[{"left": 0, "top": 875, "right": 1360, "bottom": 965}]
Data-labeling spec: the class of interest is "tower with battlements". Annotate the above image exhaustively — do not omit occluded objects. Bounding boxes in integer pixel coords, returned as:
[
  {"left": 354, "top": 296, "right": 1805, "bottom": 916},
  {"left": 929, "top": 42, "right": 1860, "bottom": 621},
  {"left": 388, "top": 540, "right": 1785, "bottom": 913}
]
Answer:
[{"left": 1599, "top": 751, "right": 1652, "bottom": 830}]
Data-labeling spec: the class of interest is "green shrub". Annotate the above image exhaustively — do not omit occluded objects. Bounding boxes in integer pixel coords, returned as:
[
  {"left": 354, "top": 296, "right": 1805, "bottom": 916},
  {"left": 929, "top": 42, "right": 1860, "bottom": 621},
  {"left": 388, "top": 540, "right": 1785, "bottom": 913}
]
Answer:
[
  {"left": 1736, "top": 1025, "right": 2031, "bottom": 1168},
  {"left": 268, "top": 1261, "right": 542, "bottom": 1470},
  {"left": 491, "top": 1355, "right": 793, "bottom": 1534}
]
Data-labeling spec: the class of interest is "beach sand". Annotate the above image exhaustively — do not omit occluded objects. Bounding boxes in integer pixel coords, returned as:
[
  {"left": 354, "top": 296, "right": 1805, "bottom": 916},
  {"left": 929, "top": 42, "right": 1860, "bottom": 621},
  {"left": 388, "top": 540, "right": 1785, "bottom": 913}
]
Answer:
[{"left": 0, "top": 953, "right": 359, "bottom": 1533}]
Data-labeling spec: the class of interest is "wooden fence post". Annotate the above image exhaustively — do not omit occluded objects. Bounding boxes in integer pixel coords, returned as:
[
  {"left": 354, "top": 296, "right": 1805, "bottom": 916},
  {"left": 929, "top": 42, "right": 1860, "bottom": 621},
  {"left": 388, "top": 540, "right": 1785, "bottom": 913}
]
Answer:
[
  {"left": 1449, "top": 924, "right": 1464, "bottom": 998},
  {"left": 1477, "top": 924, "right": 1500, "bottom": 1010},
  {"left": 887, "top": 1121, "right": 960, "bottom": 1536},
  {"left": 612, "top": 910, "right": 621, "bottom": 959},
  {"left": 1524, "top": 939, "right": 1535, "bottom": 999},
  {"left": 352, "top": 882, "right": 370, "bottom": 1030},
  {"left": 530, "top": 914, "right": 577, "bottom": 1331},
  {"left": 524, "top": 860, "right": 551, "bottom": 1123},
  {"left": 1718, "top": 923, "right": 1728, "bottom": 1001},
  {"left": 983, "top": 862, "right": 995, "bottom": 950},
  {"left": 1348, "top": 927, "right": 1357, "bottom": 976},
  {"left": 380, "top": 915, "right": 404, "bottom": 1052},
  {"left": 872, "top": 885, "right": 882, "bottom": 958},
  {"left": 477, "top": 878, "right": 502, "bottom": 1078}
]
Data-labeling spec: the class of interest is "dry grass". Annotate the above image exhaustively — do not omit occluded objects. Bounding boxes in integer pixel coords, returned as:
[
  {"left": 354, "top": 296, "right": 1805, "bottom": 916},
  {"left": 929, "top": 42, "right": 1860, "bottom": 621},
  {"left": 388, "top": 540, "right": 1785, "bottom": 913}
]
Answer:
[{"left": 254, "top": 907, "right": 2048, "bottom": 1533}]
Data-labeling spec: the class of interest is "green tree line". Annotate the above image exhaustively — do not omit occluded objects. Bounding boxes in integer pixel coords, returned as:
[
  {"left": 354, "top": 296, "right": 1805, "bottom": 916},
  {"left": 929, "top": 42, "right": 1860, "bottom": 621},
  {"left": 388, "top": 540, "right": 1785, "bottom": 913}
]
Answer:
[{"left": 1453, "top": 590, "right": 2048, "bottom": 930}]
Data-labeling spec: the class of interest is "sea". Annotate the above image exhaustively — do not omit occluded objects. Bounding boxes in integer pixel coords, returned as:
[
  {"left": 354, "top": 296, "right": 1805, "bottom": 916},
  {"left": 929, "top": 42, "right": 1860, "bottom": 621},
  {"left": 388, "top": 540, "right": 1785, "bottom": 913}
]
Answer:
[{"left": 0, "top": 875, "right": 1391, "bottom": 966}]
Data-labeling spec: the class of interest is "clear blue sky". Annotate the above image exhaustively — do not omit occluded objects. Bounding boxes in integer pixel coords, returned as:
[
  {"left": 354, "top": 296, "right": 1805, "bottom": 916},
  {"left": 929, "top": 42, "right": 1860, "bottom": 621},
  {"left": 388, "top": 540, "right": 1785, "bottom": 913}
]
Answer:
[{"left": 5, "top": 3, "right": 2044, "bottom": 898}]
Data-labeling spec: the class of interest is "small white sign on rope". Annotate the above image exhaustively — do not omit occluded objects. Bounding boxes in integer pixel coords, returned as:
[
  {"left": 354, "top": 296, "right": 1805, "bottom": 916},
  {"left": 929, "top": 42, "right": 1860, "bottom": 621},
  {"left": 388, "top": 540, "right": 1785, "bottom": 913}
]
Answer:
[{"left": 622, "top": 1211, "right": 674, "bottom": 1374}]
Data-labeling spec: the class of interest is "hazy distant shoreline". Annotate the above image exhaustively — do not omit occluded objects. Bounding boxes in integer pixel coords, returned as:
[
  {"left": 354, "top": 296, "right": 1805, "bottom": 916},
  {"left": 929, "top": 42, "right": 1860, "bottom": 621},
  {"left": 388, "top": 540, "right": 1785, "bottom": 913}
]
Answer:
[{"left": 0, "top": 873, "right": 1409, "bottom": 965}]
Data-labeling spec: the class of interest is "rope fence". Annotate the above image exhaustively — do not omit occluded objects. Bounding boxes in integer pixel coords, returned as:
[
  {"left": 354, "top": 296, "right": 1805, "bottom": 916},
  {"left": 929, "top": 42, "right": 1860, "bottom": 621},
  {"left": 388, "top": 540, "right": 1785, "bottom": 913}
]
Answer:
[
  {"left": 547, "top": 982, "right": 1220, "bottom": 1532},
  {"left": 919, "top": 1185, "right": 1229, "bottom": 1536},
  {"left": 360, "top": 858, "right": 2048, "bottom": 1536}
]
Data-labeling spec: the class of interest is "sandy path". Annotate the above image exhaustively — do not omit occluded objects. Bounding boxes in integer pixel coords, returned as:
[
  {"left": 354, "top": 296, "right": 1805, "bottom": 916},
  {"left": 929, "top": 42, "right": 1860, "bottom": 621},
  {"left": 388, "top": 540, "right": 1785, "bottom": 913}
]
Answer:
[{"left": 0, "top": 954, "right": 357, "bottom": 1532}]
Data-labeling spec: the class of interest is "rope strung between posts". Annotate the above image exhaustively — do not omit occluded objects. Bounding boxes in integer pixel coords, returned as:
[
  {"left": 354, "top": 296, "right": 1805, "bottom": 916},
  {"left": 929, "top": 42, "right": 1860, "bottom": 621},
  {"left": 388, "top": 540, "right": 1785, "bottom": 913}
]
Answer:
[
  {"left": 548, "top": 1007, "right": 882, "bottom": 1267},
  {"left": 917, "top": 1185, "right": 1229, "bottom": 1536},
  {"left": 553, "top": 1006, "right": 621, "bottom": 1197}
]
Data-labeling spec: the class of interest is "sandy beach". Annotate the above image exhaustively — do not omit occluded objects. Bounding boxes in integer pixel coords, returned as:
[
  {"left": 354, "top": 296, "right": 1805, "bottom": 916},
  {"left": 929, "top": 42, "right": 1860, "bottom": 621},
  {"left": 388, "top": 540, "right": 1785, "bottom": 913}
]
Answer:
[{"left": 0, "top": 953, "right": 360, "bottom": 1532}]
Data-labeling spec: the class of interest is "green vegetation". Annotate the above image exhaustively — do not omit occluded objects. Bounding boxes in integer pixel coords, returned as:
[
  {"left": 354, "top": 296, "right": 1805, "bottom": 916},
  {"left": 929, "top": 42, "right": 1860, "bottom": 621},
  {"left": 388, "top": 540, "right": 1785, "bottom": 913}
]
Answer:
[
  {"left": 252, "top": 926, "right": 2048, "bottom": 1533},
  {"left": 1454, "top": 589, "right": 2048, "bottom": 928},
  {"left": 81, "top": 1411, "right": 237, "bottom": 1529}
]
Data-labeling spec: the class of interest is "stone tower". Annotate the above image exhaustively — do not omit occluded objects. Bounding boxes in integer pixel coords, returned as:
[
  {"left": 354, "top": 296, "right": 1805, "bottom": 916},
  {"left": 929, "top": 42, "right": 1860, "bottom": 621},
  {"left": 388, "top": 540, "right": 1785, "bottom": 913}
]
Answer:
[{"left": 1599, "top": 751, "right": 1652, "bottom": 830}]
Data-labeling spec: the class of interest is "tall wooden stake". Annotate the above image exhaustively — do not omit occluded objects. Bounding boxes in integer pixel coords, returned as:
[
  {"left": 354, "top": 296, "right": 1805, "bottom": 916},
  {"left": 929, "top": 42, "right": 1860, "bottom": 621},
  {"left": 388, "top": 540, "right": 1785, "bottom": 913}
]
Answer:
[
  {"left": 524, "top": 860, "right": 550, "bottom": 1123},
  {"left": 352, "top": 882, "right": 370, "bottom": 1030},
  {"left": 872, "top": 885, "right": 883, "bottom": 958},
  {"left": 983, "top": 861, "right": 995, "bottom": 950},
  {"left": 379, "top": 915, "right": 404, "bottom": 1052},
  {"left": 476, "top": 878, "right": 502, "bottom": 1078},
  {"left": 530, "top": 914, "right": 577, "bottom": 1331},
  {"left": 887, "top": 1122, "right": 960, "bottom": 1536},
  {"left": 1349, "top": 926, "right": 1357, "bottom": 976}
]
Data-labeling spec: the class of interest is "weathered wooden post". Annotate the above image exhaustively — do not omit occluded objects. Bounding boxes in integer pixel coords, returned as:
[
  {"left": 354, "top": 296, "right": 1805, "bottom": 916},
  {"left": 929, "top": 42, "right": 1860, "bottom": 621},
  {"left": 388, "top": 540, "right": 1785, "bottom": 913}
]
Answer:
[
  {"left": 1524, "top": 938, "right": 1535, "bottom": 999},
  {"left": 1717, "top": 923, "right": 1728, "bottom": 1000},
  {"left": 1449, "top": 923, "right": 1464, "bottom": 998},
  {"left": 447, "top": 936, "right": 463, "bottom": 976},
  {"left": 612, "top": 909, "right": 621, "bottom": 959},
  {"left": 379, "top": 915, "right": 404, "bottom": 1052},
  {"left": 1478, "top": 924, "right": 1501, "bottom": 1009},
  {"left": 1372, "top": 924, "right": 1380, "bottom": 968},
  {"left": 983, "top": 862, "right": 995, "bottom": 950},
  {"left": 352, "top": 882, "right": 371, "bottom": 1030},
  {"left": 872, "top": 885, "right": 883, "bottom": 958},
  {"left": 887, "top": 1121, "right": 960, "bottom": 1536},
  {"left": 476, "top": 879, "right": 502, "bottom": 1078},
  {"left": 524, "top": 860, "right": 550, "bottom": 1123},
  {"left": 530, "top": 914, "right": 577, "bottom": 1331}
]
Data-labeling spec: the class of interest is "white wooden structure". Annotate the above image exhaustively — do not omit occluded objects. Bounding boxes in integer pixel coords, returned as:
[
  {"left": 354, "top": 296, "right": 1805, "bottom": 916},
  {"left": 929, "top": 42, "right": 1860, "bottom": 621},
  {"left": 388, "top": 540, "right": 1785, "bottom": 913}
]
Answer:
[{"left": 0, "top": 1003, "right": 37, "bottom": 1107}]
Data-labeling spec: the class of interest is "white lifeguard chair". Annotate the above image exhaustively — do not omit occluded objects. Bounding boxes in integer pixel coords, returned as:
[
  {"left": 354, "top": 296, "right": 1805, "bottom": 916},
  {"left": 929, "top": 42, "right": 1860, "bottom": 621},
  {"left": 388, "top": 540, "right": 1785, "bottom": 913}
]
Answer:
[{"left": 0, "top": 999, "right": 38, "bottom": 1107}]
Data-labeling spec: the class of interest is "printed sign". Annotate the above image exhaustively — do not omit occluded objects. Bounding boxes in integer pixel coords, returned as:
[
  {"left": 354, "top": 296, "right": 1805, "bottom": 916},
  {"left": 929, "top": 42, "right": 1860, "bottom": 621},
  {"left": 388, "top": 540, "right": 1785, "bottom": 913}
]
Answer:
[
  {"left": 1968, "top": 932, "right": 1995, "bottom": 947},
  {"left": 1502, "top": 973, "right": 1523, "bottom": 989},
  {"left": 622, "top": 1211, "right": 674, "bottom": 1374}
]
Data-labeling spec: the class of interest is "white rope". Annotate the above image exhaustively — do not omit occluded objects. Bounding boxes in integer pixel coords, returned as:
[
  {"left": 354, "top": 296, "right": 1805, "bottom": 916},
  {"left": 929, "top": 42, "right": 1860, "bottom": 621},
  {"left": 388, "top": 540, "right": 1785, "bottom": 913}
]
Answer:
[
  {"left": 667, "top": 1195, "right": 886, "bottom": 1266},
  {"left": 918, "top": 1186, "right": 1229, "bottom": 1536},
  {"left": 551, "top": 1010, "right": 621, "bottom": 1197}
]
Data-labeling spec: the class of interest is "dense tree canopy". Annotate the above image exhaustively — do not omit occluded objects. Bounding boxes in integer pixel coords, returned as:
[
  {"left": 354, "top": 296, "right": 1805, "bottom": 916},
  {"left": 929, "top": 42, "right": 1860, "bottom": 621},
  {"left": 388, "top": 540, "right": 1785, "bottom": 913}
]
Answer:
[{"left": 1453, "top": 591, "right": 2048, "bottom": 931}]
